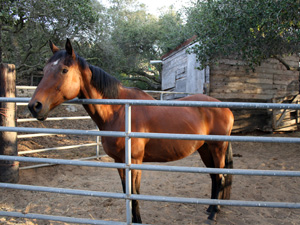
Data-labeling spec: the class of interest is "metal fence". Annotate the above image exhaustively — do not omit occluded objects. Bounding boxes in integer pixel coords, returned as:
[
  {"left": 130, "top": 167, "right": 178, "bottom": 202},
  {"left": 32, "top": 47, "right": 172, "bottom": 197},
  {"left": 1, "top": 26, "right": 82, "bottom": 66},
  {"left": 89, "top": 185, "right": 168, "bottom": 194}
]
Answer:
[
  {"left": 0, "top": 97, "right": 300, "bottom": 224},
  {"left": 15, "top": 86, "right": 193, "bottom": 168},
  {"left": 16, "top": 86, "right": 103, "bottom": 168},
  {"left": 17, "top": 115, "right": 102, "bottom": 169}
]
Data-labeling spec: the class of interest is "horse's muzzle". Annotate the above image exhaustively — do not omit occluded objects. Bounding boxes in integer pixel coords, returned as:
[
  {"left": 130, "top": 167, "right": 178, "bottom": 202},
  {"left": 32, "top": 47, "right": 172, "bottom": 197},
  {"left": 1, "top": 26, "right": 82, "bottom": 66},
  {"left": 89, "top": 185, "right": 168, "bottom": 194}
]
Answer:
[{"left": 28, "top": 100, "right": 49, "bottom": 121}]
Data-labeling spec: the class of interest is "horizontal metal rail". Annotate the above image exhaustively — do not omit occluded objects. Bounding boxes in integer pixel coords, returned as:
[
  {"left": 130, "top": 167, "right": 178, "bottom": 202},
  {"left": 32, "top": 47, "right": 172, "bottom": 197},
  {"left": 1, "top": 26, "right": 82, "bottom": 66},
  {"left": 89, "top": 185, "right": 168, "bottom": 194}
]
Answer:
[
  {"left": 17, "top": 116, "right": 91, "bottom": 123},
  {"left": 16, "top": 86, "right": 194, "bottom": 97},
  {"left": 0, "top": 155, "right": 299, "bottom": 177},
  {"left": 0, "top": 211, "right": 129, "bottom": 225},
  {"left": 16, "top": 86, "right": 37, "bottom": 90},
  {"left": 1, "top": 182, "right": 300, "bottom": 209},
  {"left": 17, "top": 133, "right": 59, "bottom": 138},
  {"left": 3, "top": 97, "right": 300, "bottom": 109},
  {"left": 17, "top": 128, "right": 99, "bottom": 139},
  {"left": 18, "top": 143, "right": 99, "bottom": 155},
  {"left": 19, "top": 155, "right": 107, "bottom": 170},
  {"left": 0, "top": 155, "right": 125, "bottom": 169},
  {"left": 2, "top": 126, "right": 300, "bottom": 143}
]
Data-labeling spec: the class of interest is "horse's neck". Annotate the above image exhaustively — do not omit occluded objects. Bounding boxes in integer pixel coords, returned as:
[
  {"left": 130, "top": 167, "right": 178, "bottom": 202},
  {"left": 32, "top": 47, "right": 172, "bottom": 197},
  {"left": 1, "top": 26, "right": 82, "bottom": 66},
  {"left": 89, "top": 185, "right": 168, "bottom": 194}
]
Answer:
[
  {"left": 79, "top": 71, "right": 154, "bottom": 129},
  {"left": 79, "top": 73, "right": 119, "bottom": 129}
]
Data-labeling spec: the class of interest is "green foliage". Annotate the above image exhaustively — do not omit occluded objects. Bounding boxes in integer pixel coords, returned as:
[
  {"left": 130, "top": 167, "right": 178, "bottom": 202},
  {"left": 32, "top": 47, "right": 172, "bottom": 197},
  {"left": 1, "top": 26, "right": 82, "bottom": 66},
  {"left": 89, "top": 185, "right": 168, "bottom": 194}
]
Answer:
[
  {"left": 0, "top": 0, "right": 101, "bottom": 82},
  {"left": 157, "top": 8, "right": 191, "bottom": 53},
  {"left": 186, "top": 0, "right": 300, "bottom": 69},
  {"left": 2, "top": 0, "right": 299, "bottom": 88},
  {"left": 98, "top": 2, "right": 186, "bottom": 89},
  {"left": 0, "top": 0, "right": 186, "bottom": 88}
]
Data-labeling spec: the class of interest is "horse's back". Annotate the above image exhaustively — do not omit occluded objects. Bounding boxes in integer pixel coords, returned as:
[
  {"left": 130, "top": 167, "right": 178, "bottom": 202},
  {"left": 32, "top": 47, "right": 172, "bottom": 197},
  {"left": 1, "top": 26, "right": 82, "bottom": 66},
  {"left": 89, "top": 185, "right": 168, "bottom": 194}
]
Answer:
[
  {"left": 131, "top": 92, "right": 233, "bottom": 136},
  {"left": 179, "top": 93, "right": 221, "bottom": 102},
  {"left": 178, "top": 94, "right": 234, "bottom": 135}
]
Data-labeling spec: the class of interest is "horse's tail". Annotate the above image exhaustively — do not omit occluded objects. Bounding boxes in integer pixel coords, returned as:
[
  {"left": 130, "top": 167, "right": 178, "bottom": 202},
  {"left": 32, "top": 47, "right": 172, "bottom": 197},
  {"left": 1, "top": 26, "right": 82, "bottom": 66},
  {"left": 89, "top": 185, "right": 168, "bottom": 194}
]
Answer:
[{"left": 222, "top": 142, "right": 233, "bottom": 200}]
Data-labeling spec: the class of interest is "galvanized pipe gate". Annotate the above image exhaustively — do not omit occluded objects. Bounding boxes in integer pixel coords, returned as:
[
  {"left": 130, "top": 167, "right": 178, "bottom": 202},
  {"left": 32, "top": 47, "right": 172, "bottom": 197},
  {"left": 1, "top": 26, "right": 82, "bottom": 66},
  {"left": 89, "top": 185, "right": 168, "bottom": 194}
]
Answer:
[{"left": 0, "top": 97, "right": 300, "bottom": 224}]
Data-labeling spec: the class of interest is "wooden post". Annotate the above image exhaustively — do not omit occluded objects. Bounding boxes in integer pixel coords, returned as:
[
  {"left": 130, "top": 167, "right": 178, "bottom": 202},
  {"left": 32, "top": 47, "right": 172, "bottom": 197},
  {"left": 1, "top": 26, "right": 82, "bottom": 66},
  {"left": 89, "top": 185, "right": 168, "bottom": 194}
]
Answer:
[{"left": 0, "top": 63, "right": 19, "bottom": 183}]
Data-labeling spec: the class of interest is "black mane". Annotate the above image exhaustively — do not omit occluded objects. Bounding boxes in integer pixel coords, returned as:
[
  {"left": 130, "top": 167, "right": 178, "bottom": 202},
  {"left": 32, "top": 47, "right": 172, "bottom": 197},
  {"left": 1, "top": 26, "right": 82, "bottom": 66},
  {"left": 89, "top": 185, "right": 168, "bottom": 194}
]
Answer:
[
  {"left": 76, "top": 54, "right": 121, "bottom": 99},
  {"left": 88, "top": 63, "right": 120, "bottom": 99}
]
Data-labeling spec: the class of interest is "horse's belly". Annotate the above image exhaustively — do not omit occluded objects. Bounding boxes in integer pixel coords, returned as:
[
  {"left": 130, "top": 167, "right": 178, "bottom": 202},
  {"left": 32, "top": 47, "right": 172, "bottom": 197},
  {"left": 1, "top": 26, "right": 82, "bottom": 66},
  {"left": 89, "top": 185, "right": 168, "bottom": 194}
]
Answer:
[{"left": 143, "top": 139, "right": 203, "bottom": 162}]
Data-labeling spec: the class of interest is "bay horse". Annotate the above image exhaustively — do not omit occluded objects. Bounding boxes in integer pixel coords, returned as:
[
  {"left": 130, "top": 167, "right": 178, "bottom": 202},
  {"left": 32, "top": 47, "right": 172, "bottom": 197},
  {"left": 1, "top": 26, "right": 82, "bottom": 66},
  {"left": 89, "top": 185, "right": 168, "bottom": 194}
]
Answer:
[{"left": 28, "top": 39, "right": 234, "bottom": 223}]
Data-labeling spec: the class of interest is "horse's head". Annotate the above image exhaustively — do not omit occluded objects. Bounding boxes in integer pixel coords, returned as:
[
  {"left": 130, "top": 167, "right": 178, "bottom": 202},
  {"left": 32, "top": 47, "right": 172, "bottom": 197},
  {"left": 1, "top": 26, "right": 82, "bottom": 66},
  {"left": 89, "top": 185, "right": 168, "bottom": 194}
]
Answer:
[{"left": 28, "top": 39, "right": 82, "bottom": 120}]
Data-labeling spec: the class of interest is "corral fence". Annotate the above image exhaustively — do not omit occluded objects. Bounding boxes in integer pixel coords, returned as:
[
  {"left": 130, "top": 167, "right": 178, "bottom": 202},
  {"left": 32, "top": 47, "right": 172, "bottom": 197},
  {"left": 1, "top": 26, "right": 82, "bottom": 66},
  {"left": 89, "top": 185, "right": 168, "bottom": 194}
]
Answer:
[
  {"left": 15, "top": 86, "right": 196, "bottom": 169},
  {"left": 16, "top": 86, "right": 102, "bottom": 169},
  {"left": 1, "top": 97, "right": 300, "bottom": 224}
]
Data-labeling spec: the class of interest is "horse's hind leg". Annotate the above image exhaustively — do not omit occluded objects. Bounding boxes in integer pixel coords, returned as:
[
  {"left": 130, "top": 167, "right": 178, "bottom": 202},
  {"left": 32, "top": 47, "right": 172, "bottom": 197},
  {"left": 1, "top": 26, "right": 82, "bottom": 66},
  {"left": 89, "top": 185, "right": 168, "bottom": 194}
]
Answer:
[
  {"left": 222, "top": 142, "right": 233, "bottom": 200},
  {"left": 131, "top": 168, "right": 142, "bottom": 223},
  {"left": 198, "top": 141, "right": 230, "bottom": 221},
  {"left": 197, "top": 144, "right": 218, "bottom": 214}
]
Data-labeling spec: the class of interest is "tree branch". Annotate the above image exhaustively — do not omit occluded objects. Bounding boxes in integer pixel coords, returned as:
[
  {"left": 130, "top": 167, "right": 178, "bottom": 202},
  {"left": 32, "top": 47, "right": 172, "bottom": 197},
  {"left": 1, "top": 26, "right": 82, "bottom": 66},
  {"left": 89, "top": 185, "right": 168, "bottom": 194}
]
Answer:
[
  {"left": 17, "top": 40, "right": 49, "bottom": 70},
  {"left": 271, "top": 55, "right": 300, "bottom": 71},
  {"left": 128, "top": 69, "right": 161, "bottom": 83},
  {"left": 123, "top": 76, "right": 161, "bottom": 90}
]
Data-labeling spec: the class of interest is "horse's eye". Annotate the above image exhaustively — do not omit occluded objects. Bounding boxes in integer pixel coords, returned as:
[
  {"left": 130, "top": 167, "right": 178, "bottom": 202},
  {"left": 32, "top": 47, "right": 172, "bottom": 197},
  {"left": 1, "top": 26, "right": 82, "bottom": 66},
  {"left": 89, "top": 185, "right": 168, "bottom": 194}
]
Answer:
[{"left": 62, "top": 69, "right": 68, "bottom": 74}]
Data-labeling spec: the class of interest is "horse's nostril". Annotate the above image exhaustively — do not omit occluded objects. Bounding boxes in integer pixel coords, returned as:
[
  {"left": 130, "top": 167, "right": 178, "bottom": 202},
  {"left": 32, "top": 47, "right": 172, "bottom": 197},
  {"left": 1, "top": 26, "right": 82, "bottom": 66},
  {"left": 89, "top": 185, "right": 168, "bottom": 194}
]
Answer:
[
  {"left": 33, "top": 101, "right": 43, "bottom": 113},
  {"left": 28, "top": 100, "right": 47, "bottom": 120}
]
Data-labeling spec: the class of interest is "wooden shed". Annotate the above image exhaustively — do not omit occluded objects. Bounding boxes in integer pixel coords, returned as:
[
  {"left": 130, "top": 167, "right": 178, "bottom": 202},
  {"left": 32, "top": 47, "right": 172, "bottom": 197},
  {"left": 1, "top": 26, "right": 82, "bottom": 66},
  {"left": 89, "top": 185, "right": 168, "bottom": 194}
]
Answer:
[{"left": 161, "top": 38, "right": 300, "bottom": 133}]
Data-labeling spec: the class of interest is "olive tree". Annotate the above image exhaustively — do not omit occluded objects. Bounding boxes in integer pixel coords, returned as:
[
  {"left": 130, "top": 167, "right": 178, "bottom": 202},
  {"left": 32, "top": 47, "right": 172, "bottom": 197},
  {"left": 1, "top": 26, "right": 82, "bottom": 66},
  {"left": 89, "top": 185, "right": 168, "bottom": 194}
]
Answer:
[{"left": 186, "top": 0, "right": 300, "bottom": 70}]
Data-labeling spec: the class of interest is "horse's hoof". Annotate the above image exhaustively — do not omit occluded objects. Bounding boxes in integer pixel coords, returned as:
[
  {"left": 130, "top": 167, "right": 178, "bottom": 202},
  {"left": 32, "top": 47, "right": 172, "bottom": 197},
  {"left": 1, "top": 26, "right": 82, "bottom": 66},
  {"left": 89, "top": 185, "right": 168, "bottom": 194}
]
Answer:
[
  {"left": 203, "top": 219, "right": 217, "bottom": 225},
  {"left": 208, "top": 211, "right": 217, "bottom": 222},
  {"left": 132, "top": 217, "right": 142, "bottom": 224}
]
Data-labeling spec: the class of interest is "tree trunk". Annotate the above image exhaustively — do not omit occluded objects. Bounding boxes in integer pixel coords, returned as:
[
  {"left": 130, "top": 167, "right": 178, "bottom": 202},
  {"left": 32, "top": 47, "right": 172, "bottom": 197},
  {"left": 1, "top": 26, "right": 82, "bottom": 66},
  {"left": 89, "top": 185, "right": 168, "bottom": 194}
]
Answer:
[{"left": 0, "top": 22, "right": 2, "bottom": 64}]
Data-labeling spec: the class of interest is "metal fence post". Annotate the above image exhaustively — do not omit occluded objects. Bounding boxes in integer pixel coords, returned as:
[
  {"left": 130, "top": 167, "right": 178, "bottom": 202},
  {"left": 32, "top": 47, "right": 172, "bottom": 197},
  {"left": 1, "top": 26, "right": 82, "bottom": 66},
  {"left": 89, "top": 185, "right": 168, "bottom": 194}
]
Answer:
[
  {"left": 96, "top": 126, "right": 100, "bottom": 159},
  {"left": 125, "top": 103, "right": 132, "bottom": 224},
  {"left": 160, "top": 93, "right": 163, "bottom": 100}
]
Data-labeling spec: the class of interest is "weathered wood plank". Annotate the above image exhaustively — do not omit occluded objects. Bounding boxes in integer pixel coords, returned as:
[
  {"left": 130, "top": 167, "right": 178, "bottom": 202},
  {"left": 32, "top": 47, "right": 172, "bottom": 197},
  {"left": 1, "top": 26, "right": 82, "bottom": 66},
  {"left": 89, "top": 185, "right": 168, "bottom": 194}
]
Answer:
[
  {"left": 211, "top": 75, "right": 274, "bottom": 84},
  {"left": 272, "top": 94, "right": 300, "bottom": 131},
  {"left": 0, "top": 63, "right": 19, "bottom": 183},
  {"left": 210, "top": 92, "right": 275, "bottom": 100}
]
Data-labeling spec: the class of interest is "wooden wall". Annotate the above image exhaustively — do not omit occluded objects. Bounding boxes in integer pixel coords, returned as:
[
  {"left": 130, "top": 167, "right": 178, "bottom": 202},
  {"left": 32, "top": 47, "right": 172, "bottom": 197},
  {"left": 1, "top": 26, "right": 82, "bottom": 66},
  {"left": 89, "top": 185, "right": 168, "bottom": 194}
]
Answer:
[
  {"left": 209, "top": 55, "right": 299, "bottom": 101},
  {"left": 209, "top": 55, "right": 299, "bottom": 132},
  {"left": 162, "top": 48, "right": 299, "bottom": 132}
]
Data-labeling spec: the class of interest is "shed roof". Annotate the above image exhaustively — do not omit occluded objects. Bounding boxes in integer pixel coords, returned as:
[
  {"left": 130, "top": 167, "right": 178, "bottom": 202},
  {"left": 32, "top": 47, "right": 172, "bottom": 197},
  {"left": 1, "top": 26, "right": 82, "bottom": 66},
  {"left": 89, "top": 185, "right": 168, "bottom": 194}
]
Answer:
[{"left": 161, "top": 35, "right": 197, "bottom": 60}]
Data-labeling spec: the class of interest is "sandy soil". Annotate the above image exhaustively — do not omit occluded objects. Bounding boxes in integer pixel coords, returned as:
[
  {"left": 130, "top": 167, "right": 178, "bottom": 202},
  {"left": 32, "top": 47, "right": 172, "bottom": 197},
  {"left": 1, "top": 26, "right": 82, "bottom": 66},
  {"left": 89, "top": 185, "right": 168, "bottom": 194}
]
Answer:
[{"left": 0, "top": 105, "right": 300, "bottom": 225}]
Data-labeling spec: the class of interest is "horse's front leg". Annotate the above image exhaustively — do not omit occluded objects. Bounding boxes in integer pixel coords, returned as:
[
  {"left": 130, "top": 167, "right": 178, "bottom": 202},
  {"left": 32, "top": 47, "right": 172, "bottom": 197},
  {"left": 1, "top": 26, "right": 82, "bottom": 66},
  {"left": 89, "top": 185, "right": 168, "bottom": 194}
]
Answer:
[
  {"left": 207, "top": 174, "right": 225, "bottom": 220},
  {"left": 131, "top": 169, "right": 142, "bottom": 223},
  {"left": 117, "top": 168, "right": 143, "bottom": 223}
]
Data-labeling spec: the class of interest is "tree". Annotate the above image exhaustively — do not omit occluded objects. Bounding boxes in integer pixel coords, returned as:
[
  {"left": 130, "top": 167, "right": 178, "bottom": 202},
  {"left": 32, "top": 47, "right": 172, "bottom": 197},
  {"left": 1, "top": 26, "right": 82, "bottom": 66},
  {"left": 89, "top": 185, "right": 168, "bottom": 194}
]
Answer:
[
  {"left": 0, "top": 0, "right": 100, "bottom": 83},
  {"left": 186, "top": 0, "right": 300, "bottom": 70},
  {"left": 107, "top": 2, "right": 187, "bottom": 89},
  {"left": 0, "top": 0, "right": 187, "bottom": 89},
  {"left": 157, "top": 7, "right": 191, "bottom": 54}
]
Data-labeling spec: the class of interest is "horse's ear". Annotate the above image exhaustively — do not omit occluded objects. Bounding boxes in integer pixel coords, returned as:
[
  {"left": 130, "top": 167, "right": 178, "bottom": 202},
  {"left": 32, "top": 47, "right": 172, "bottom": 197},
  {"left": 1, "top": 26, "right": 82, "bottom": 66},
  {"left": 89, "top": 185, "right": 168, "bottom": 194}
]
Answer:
[
  {"left": 49, "top": 40, "right": 60, "bottom": 54},
  {"left": 65, "top": 38, "right": 76, "bottom": 59}
]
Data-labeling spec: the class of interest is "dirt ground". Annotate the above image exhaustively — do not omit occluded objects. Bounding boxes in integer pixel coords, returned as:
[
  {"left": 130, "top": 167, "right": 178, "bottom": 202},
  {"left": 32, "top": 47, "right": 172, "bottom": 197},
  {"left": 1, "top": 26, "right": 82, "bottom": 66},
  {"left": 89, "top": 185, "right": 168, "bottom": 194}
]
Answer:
[{"left": 0, "top": 104, "right": 300, "bottom": 225}]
